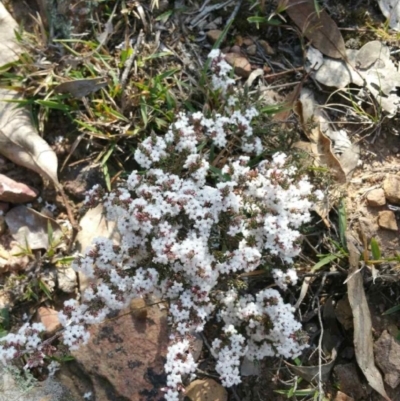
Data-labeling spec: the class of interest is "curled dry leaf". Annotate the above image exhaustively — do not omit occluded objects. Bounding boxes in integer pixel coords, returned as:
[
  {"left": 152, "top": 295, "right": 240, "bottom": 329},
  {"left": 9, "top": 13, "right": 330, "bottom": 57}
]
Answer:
[
  {"left": 285, "top": 0, "right": 346, "bottom": 59},
  {"left": 346, "top": 232, "right": 391, "bottom": 401},
  {"left": 5, "top": 205, "right": 63, "bottom": 251},
  {"left": 0, "top": 89, "right": 59, "bottom": 184}
]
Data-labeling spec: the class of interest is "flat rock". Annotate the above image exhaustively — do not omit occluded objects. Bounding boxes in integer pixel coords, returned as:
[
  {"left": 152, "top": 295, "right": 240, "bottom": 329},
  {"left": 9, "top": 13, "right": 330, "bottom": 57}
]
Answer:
[
  {"left": 374, "top": 330, "right": 400, "bottom": 388},
  {"left": 378, "top": 210, "right": 398, "bottom": 231},
  {"left": 383, "top": 175, "right": 400, "bottom": 204},
  {"left": 366, "top": 188, "right": 386, "bottom": 207},
  {"left": 71, "top": 300, "right": 169, "bottom": 401},
  {"left": 0, "top": 174, "right": 38, "bottom": 203}
]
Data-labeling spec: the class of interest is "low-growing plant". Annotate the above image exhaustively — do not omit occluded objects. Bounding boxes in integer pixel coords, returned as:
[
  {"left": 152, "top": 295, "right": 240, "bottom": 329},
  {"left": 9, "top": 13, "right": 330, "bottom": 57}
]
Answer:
[{"left": 0, "top": 50, "right": 323, "bottom": 400}]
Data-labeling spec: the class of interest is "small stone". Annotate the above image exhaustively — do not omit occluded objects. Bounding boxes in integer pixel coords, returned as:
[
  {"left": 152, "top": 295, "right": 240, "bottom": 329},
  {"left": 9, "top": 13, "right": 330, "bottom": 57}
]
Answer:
[
  {"left": 57, "top": 266, "right": 77, "bottom": 293},
  {"left": 185, "top": 379, "right": 227, "bottom": 401},
  {"left": 38, "top": 307, "right": 61, "bottom": 334},
  {"left": 206, "top": 29, "right": 223, "bottom": 45},
  {"left": 378, "top": 210, "right": 398, "bottom": 231},
  {"left": 229, "top": 45, "right": 242, "bottom": 54},
  {"left": 374, "top": 330, "right": 400, "bottom": 388},
  {"left": 383, "top": 175, "right": 400, "bottom": 204},
  {"left": 246, "top": 44, "right": 257, "bottom": 56},
  {"left": 259, "top": 39, "right": 275, "bottom": 55},
  {"left": 366, "top": 188, "right": 386, "bottom": 207},
  {"left": 0, "top": 174, "right": 38, "bottom": 203},
  {"left": 224, "top": 53, "right": 251, "bottom": 77},
  {"left": 242, "top": 37, "right": 254, "bottom": 46},
  {"left": 334, "top": 391, "right": 354, "bottom": 401}
]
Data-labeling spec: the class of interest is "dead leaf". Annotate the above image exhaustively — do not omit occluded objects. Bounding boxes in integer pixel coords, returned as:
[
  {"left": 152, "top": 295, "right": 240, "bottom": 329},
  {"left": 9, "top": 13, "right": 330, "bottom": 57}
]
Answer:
[
  {"left": 285, "top": 348, "right": 337, "bottom": 382},
  {"left": 0, "top": 89, "right": 59, "bottom": 184},
  {"left": 295, "top": 88, "right": 347, "bottom": 183},
  {"left": 378, "top": 0, "right": 400, "bottom": 31},
  {"left": 306, "top": 42, "right": 400, "bottom": 116},
  {"left": 286, "top": 0, "right": 346, "bottom": 59},
  {"left": 346, "top": 232, "right": 391, "bottom": 401},
  {"left": 54, "top": 77, "right": 108, "bottom": 98},
  {"left": 5, "top": 205, "right": 63, "bottom": 250},
  {"left": 273, "top": 82, "right": 304, "bottom": 123},
  {"left": 0, "top": 3, "right": 22, "bottom": 66}
]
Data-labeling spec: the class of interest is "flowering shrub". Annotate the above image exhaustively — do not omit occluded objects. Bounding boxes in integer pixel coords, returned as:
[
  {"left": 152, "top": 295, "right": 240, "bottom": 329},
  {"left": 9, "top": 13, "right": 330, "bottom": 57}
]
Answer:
[{"left": 0, "top": 50, "right": 321, "bottom": 400}]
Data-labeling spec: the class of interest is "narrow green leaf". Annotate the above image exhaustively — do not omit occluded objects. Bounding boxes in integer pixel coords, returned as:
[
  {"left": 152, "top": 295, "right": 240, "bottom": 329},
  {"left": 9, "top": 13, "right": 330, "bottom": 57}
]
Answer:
[
  {"left": 383, "top": 304, "right": 400, "bottom": 316},
  {"left": 35, "top": 99, "right": 70, "bottom": 111},
  {"left": 370, "top": 237, "right": 381, "bottom": 261},
  {"left": 38, "top": 280, "right": 52, "bottom": 300},
  {"left": 338, "top": 198, "right": 347, "bottom": 248},
  {"left": 248, "top": 16, "right": 281, "bottom": 25},
  {"left": 155, "top": 9, "right": 174, "bottom": 22},
  {"left": 102, "top": 163, "right": 111, "bottom": 191},
  {"left": 311, "top": 254, "right": 338, "bottom": 272}
]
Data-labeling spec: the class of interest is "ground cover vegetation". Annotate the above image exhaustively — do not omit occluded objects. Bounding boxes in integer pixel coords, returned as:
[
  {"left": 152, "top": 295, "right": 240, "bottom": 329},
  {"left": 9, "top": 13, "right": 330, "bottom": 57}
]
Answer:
[{"left": 0, "top": 0, "right": 400, "bottom": 400}]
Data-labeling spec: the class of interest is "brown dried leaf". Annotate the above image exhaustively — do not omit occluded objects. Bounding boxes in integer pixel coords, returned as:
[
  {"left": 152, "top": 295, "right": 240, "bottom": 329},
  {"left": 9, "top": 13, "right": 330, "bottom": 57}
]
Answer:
[
  {"left": 346, "top": 232, "right": 391, "bottom": 401},
  {"left": 286, "top": 0, "right": 346, "bottom": 59},
  {"left": 294, "top": 89, "right": 346, "bottom": 184}
]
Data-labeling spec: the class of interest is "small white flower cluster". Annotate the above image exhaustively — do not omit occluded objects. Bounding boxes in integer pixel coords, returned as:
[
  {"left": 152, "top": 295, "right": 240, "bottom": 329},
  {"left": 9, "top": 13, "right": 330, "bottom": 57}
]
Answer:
[
  {"left": 0, "top": 322, "right": 46, "bottom": 368},
  {"left": 164, "top": 339, "right": 197, "bottom": 401},
  {"left": 218, "top": 289, "right": 307, "bottom": 361},
  {"left": 0, "top": 51, "right": 318, "bottom": 398},
  {"left": 211, "top": 325, "right": 247, "bottom": 387},
  {"left": 272, "top": 267, "right": 298, "bottom": 290}
]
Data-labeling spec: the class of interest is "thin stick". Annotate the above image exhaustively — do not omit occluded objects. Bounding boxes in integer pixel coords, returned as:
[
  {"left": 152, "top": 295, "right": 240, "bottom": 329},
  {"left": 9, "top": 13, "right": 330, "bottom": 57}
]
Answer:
[
  {"left": 317, "top": 298, "right": 323, "bottom": 401},
  {"left": 120, "top": 30, "right": 144, "bottom": 93}
]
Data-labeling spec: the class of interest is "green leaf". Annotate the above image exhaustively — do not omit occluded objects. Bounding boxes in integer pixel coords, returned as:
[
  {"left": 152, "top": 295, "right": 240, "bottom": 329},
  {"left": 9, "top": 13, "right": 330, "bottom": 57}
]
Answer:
[
  {"left": 338, "top": 198, "right": 347, "bottom": 248},
  {"left": 209, "top": 166, "right": 231, "bottom": 181},
  {"left": 35, "top": 99, "right": 70, "bottom": 111},
  {"left": 39, "top": 279, "right": 53, "bottom": 300},
  {"left": 0, "top": 307, "right": 10, "bottom": 330},
  {"left": 102, "top": 163, "right": 112, "bottom": 191},
  {"left": 247, "top": 16, "right": 281, "bottom": 25},
  {"left": 370, "top": 238, "right": 381, "bottom": 261},
  {"left": 383, "top": 304, "right": 400, "bottom": 316},
  {"left": 311, "top": 254, "right": 338, "bottom": 272},
  {"left": 155, "top": 9, "right": 174, "bottom": 22}
]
